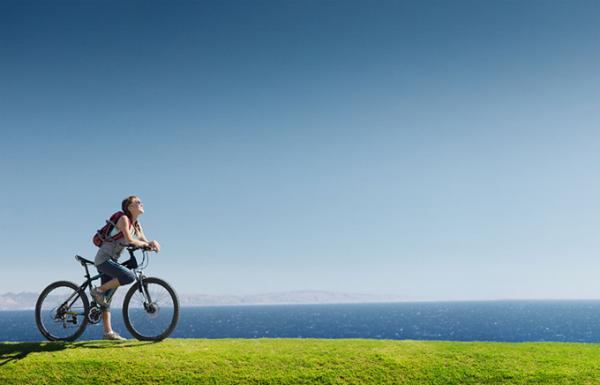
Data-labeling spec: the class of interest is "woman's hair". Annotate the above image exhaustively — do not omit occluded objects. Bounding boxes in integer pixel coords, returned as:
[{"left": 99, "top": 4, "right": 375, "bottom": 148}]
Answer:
[{"left": 122, "top": 195, "right": 142, "bottom": 236}]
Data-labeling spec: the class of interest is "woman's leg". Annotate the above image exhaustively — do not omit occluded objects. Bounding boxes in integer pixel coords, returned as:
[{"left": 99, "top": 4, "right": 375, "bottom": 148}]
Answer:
[
  {"left": 96, "top": 272, "right": 115, "bottom": 334},
  {"left": 97, "top": 260, "right": 136, "bottom": 288},
  {"left": 102, "top": 309, "right": 112, "bottom": 334},
  {"left": 98, "top": 278, "right": 120, "bottom": 293},
  {"left": 95, "top": 260, "right": 135, "bottom": 339}
]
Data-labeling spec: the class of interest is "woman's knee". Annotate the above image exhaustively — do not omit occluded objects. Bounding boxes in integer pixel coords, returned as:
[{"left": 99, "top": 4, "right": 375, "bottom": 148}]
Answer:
[{"left": 118, "top": 270, "right": 135, "bottom": 285}]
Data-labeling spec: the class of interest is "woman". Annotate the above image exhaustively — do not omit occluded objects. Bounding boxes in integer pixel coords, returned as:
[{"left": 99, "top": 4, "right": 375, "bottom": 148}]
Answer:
[{"left": 91, "top": 195, "right": 160, "bottom": 340}]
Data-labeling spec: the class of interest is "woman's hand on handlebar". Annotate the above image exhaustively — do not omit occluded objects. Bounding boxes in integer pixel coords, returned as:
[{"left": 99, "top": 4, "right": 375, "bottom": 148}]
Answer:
[{"left": 148, "top": 240, "right": 161, "bottom": 253}]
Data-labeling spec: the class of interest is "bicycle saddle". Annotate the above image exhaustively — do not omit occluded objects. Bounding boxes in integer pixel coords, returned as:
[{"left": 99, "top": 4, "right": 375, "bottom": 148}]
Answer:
[{"left": 75, "top": 255, "right": 94, "bottom": 265}]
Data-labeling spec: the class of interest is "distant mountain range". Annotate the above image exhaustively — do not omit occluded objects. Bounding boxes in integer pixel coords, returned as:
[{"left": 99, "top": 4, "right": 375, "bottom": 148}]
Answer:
[
  {"left": 0, "top": 292, "right": 39, "bottom": 311},
  {"left": 0, "top": 291, "right": 406, "bottom": 310}
]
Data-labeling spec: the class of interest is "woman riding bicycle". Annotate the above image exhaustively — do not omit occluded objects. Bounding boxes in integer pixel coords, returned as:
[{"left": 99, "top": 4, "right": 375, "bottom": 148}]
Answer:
[{"left": 91, "top": 195, "right": 160, "bottom": 340}]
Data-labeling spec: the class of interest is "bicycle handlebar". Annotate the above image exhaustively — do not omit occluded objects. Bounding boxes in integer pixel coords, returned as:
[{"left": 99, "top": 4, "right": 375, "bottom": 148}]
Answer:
[
  {"left": 127, "top": 244, "right": 153, "bottom": 252},
  {"left": 123, "top": 245, "right": 152, "bottom": 270}
]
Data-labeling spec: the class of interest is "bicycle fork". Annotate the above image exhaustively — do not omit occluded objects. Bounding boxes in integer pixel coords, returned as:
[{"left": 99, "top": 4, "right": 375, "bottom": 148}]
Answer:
[{"left": 136, "top": 274, "right": 155, "bottom": 312}]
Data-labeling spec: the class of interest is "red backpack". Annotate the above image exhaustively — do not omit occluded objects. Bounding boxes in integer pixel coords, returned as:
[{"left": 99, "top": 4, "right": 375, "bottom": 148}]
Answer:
[{"left": 92, "top": 211, "right": 131, "bottom": 247}]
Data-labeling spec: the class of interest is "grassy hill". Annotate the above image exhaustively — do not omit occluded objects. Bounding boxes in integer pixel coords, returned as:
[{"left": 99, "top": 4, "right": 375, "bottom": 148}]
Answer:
[{"left": 2, "top": 338, "right": 600, "bottom": 384}]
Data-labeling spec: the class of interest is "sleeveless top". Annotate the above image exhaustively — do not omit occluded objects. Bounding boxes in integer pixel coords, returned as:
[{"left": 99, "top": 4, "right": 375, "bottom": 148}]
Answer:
[{"left": 94, "top": 222, "right": 138, "bottom": 265}]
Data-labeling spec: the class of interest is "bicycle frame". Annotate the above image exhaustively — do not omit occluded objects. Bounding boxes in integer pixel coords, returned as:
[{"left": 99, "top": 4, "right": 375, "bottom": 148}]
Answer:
[
  {"left": 60, "top": 248, "right": 151, "bottom": 318},
  {"left": 37, "top": 244, "right": 178, "bottom": 342},
  {"left": 56, "top": 265, "right": 104, "bottom": 319}
]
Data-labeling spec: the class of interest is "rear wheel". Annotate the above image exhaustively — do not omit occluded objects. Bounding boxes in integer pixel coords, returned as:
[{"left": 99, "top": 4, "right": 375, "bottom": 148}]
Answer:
[
  {"left": 122, "top": 277, "right": 179, "bottom": 341},
  {"left": 35, "top": 281, "right": 89, "bottom": 342}
]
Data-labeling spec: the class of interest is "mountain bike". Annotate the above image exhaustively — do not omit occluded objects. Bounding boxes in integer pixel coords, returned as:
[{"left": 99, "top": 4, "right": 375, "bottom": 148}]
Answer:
[{"left": 35, "top": 245, "right": 179, "bottom": 342}]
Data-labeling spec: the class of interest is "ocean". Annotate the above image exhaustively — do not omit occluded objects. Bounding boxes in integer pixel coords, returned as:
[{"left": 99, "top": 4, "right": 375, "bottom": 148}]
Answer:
[{"left": 4, "top": 300, "right": 600, "bottom": 343}]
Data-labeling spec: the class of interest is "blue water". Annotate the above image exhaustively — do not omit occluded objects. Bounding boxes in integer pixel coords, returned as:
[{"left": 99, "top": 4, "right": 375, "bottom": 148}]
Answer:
[{"left": 4, "top": 301, "right": 600, "bottom": 343}]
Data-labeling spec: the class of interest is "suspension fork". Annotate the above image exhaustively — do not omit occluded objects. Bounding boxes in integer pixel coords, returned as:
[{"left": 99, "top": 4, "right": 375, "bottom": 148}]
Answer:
[{"left": 136, "top": 273, "right": 153, "bottom": 304}]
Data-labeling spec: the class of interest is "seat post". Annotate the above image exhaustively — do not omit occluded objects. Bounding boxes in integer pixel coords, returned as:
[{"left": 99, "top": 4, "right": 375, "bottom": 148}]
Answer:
[{"left": 84, "top": 263, "right": 91, "bottom": 280}]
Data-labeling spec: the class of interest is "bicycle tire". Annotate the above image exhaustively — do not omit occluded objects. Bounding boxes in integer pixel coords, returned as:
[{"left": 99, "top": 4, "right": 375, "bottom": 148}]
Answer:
[
  {"left": 35, "top": 280, "right": 89, "bottom": 342},
  {"left": 122, "top": 277, "right": 179, "bottom": 341}
]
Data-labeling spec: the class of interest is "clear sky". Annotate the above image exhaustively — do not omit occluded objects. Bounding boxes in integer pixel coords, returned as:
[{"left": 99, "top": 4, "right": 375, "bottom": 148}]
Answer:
[{"left": 1, "top": 0, "right": 600, "bottom": 299}]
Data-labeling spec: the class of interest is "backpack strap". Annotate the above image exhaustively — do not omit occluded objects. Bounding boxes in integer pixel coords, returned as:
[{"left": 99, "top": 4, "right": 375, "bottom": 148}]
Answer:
[{"left": 105, "top": 211, "right": 127, "bottom": 241}]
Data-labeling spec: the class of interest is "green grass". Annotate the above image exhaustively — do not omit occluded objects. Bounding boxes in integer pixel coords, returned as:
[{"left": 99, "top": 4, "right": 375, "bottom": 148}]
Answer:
[{"left": 2, "top": 339, "right": 600, "bottom": 384}]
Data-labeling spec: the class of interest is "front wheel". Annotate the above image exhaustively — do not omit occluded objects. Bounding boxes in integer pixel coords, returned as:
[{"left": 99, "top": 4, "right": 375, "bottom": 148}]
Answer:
[
  {"left": 35, "top": 280, "right": 89, "bottom": 341},
  {"left": 122, "top": 277, "right": 179, "bottom": 341}
]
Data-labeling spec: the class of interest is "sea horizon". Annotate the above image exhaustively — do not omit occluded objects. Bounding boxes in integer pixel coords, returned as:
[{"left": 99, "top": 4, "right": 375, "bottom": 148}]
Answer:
[
  {"left": 6, "top": 300, "right": 600, "bottom": 343},
  {"left": 5, "top": 290, "right": 600, "bottom": 311}
]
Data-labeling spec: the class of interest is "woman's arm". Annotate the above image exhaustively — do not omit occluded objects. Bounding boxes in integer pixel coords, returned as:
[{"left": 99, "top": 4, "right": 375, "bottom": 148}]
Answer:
[
  {"left": 116, "top": 216, "right": 149, "bottom": 248},
  {"left": 134, "top": 223, "right": 161, "bottom": 252},
  {"left": 137, "top": 223, "right": 150, "bottom": 243}
]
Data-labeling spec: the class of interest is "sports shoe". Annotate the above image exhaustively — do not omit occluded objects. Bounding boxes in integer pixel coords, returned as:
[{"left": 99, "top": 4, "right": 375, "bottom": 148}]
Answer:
[
  {"left": 91, "top": 287, "right": 107, "bottom": 307},
  {"left": 103, "top": 331, "right": 126, "bottom": 341}
]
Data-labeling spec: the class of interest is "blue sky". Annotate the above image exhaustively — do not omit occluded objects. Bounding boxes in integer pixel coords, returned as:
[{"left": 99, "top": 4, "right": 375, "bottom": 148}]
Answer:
[{"left": 1, "top": 0, "right": 600, "bottom": 299}]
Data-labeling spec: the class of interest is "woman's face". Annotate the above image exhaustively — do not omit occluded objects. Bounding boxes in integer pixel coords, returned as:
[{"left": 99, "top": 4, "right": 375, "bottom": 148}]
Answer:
[{"left": 128, "top": 198, "right": 144, "bottom": 216}]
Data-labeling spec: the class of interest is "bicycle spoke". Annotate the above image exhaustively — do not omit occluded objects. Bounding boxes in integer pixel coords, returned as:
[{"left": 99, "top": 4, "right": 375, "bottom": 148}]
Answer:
[
  {"left": 36, "top": 282, "right": 88, "bottom": 341},
  {"left": 124, "top": 279, "right": 178, "bottom": 340}
]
